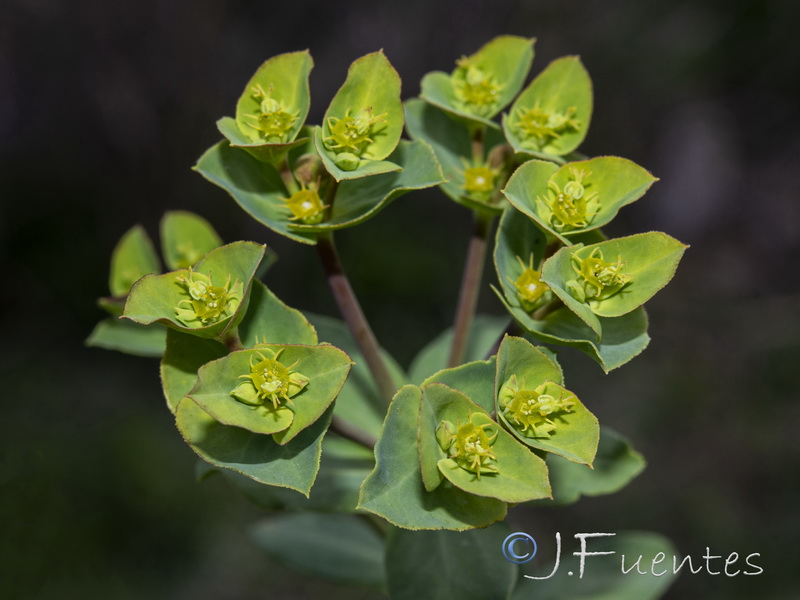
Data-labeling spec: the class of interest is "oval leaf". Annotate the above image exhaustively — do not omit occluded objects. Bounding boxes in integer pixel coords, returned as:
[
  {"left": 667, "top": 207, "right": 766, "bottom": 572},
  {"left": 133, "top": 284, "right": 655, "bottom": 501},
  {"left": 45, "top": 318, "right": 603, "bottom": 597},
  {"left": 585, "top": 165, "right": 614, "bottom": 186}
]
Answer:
[
  {"left": 176, "top": 397, "right": 331, "bottom": 495},
  {"left": 503, "top": 56, "right": 593, "bottom": 158},
  {"left": 357, "top": 385, "right": 508, "bottom": 531},
  {"left": 109, "top": 225, "right": 161, "bottom": 297},
  {"left": 160, "top": 210, "right": 222, "bottom": 270}
]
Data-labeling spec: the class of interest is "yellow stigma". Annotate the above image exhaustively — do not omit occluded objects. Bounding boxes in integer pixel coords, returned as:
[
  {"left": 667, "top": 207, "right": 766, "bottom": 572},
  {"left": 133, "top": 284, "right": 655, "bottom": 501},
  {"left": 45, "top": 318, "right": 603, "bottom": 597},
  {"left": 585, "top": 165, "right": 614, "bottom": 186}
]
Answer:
[
  {"left": 324, "top": 107, "right": 387, "bottom": 155},
  {"left": 509, "top": 255, "right": 549, "bottom": 312},
  {"left": 452, "top": 57, "right": 502, "bottom": 116},
  {"left": 538, "top": 167, "right": 598, "bottom": 231},
  {"left": 283, "top": 184, "right": 328, "bottom": 225},
  {"left": 174, "top": 269, "right": 239, "bottom": 326},
  {"left": 243, "top": 83, "right": 298, "bottom": 142},
  {"left": 437, "top": 413, "right": 499, "bottom": 479},
  {"left": 498, "top": 376, "right": 575, "bottom": 437},
  {"left": 230, "top": 348, "right": 310, "bottom": 410},
  {"left": 571, "top": 247, "right": 632, "bottom": 301},
  {"left": 513, "top": 103, "right": 580, "bottom": 150}
]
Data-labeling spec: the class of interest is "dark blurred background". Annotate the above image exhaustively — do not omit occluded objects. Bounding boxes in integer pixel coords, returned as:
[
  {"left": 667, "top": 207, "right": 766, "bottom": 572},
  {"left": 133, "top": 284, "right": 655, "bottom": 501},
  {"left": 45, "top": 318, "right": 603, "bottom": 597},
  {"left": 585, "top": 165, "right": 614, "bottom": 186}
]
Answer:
[{"left": 2, "top": 0, "right": 799, "bottom": 598}]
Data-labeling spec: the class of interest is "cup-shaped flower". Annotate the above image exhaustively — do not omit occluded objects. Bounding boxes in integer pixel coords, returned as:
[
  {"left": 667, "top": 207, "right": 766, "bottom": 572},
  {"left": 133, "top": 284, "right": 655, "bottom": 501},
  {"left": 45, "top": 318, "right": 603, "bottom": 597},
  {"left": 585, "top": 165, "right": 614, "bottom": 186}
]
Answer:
[
  {"left": 174, "top": 269, "right": 243, "bottom": 327},
  {"left": 502, "top": 56, "right": 593, "bottom": 158},
  {"left": 541, "top": 233, "right": 687, "bottom": 336},
  {"left": 184, "top": 343, "right": 352, "bottom": 443},
  {"left": 160, "top": 211, "right": 223, "bottom": 270},
  {"left": 216, "top": 51, "right": 314, "bottom": 165},
  {"left": 316, "top": 51, "right": 403, "bottom": 180},
  {"left": 283, "top": 183, "right": 329, "bottom": 225},
  {"left": 420, "top": 36, "right": 535, "bottom": 127},
  {"left": 123, "top": 241, "right": 266, "bottom": 340},
  {"left": 498, "top": 376, "right": 576, "bottom": 437},
  {"left": 418, "top": 383, "right": 551, "bottom": 503},
  {"left": 230, "top": 348, "right": 310, "bottom": 409},
  {"left": 494, "top": 336, "right": 599, "bottom": 465},
  {"left": 436, "top": 413, "right": 499, "bottom": 479},
  {"left": 509, "top": 254, "right": 551, "bottom": 313},
  {"left": 503, "top": 157, "right": 658, "bottom": 245},
  {"left": 569, "top": 248, "right": 632, "bottom": 303}
]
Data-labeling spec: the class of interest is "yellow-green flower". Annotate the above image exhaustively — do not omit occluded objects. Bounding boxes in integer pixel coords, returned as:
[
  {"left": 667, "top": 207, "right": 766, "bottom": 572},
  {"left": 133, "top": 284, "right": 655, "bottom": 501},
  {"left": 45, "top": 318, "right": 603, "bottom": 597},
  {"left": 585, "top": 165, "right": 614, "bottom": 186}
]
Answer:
[
  {"left": 436, "top": 413, "right": 499, "bottom": 478},
  {"left": 230, "top": 348, "right": 309, "bottom": 409},
  {"left": 498, "top": 375, "right": 575, "bottom": 437},
  {"left": 174, "top": 269, "right": 241, "bottom": 326}
]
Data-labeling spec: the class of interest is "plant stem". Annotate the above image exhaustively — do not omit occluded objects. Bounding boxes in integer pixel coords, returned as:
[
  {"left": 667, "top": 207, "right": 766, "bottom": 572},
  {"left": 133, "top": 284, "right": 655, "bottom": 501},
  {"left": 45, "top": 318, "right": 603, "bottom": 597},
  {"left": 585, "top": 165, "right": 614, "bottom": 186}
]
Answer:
[
  {"left": 278, "top": 158, "right": 299, "bottom": 195},
  {"left": 222, "top": 329, "right": 244, "bottom": 352},
  {"left": 448, "top": 211, "right": 494, "bottom": 368},
  {"left": 316, "top": 231, "right": 396, "bottom": 405},
  {"left": 330, "top": 416, "right": 377, "bottom": 449},
  {"left": 470, "top": 125, "right": 485, "bottom": 164}
]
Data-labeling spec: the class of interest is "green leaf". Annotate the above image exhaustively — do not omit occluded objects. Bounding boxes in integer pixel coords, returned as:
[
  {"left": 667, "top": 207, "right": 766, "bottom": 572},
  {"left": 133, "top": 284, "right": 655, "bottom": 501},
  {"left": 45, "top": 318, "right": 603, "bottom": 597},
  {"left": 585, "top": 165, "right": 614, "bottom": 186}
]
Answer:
[
  {"left": 358, "top": 385, "right": 507, "bottom": 530},
  {"left": 318, "top": 51, "right": 403, "bottom": 178},
  {"left": 215, "top": 51, "right": 314, "bottom": 164},
  {"left": 194, "top": 141, "right": 317, "bottom": 245},
  {"left": 503, "top": 157, "right": 657, "bottom": 245},
  {"left": 386, "top": 524, "right": 517, "bottom": 600},
  {"left": 503, "top": 56, "right": 593, "bottom": 158},
  {"left": 495, "top": 336, "right": 598, "bottom": 465},
  {"left": 542, "top": 233, "right": 688, "bottom": 318},
  {"left": 160, "top": 328, "right": 226, "bottom": 414},
  {"left": 250, "top": 512, "right": 386, "bottom": 589},
  {"left": 293, "top": 138, "right": 444, "bottom": 230},
  {"left": 238, "top": 280, "right": 318, "bottom": 347},
  {"left": 513, "top": 531, "right": 678, "bottom": 600},
  {"left": 85, "top": 317, "right": 166, "bottom": 357},
  {"left": 420, "top": 36, "right": 535, "bottom": 126},
  {"left": 494, "top": 335, "right": 563, "bottom": 392},
  {"left": 109, "top": 225, "right": 161, "bottom": 297},
  {"left": 307, "top": 313, "right": 406, "bottom": 439},
  {"left": 422, "top": 359, "right": 496, "bottom": 413},
  {"left": 176, "top": 397, "right": 331, "bottom": 496},
  {"left": 160, "top": 210, "right": 222, "bottom": 270},
  {"left": 404, "top": 98, "right": 508, "bottom": 213},
  {"left": 424, "top": 383, "right": 551, "bottom": 503},
  {"left": 122, "top": 241, "right": 266, "bottom": 339},
  {"left": 537, "top": 427, "right": 646, "bottom": 506},
  {"left": 187, "top": 343, "right": 351, "bottom": 443},
  {"left": 210, "top": 436, "right": 374, "bottom": 512},
  {"left": 496, "top": 294, "right": 651, "bottom": 373},
  {"left": 493, "top": 203, "right": 550, "bottom": 311},
  {"left": 409, "top": 315, "right": 510, "bottom": 384}
]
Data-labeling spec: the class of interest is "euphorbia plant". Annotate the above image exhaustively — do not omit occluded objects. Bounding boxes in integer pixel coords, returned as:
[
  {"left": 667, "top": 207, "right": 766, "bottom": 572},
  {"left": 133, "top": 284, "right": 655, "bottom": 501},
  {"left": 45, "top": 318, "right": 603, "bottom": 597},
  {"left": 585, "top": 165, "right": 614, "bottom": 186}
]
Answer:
[{"left": 88, "top": 36, "right": 686, "bottom": 599}]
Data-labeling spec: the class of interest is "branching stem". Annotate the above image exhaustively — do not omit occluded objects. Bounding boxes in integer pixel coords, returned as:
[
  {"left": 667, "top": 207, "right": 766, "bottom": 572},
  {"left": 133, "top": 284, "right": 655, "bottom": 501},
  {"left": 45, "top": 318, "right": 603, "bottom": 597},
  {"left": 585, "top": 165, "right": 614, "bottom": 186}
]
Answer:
[
  {"left": 448, "top": 210, "right": 495, "bottom": 367},
  {"left": 316, "top": 231, "right": 396, "bottom": 405}
]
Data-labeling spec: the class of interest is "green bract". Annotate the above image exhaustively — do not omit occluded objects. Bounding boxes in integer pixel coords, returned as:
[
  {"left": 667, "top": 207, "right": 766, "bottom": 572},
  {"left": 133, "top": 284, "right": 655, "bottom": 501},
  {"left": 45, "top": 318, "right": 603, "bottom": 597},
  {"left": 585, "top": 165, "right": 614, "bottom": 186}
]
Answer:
[
  {"left": 109, "top": 224, "right": 160, "bottom": 298},
  {"left": 317, "top": 51, "right": 403, "bottom": 179},
  {"left": 504, "top": 157, "right": 657, "bottom": 244},
  {"left": 358, "top": 385, "right": 508, "bottom": 531},
  {"left": 160, "top": 210, "right": 222, "bottom": 270},
  {"left": 503, "top": 56, "right": 593, "bottom": 159},
  {"left": 186, "top": 343, "right": 351, "bottom": 443},
  {"left": 420, "top": 35, "right": 535, "bottom": 127},
  {"left": 495, "top": 336, "right": 599, "bottom": 465},
  {"left": 216, "top": 51, "right": 313, "bottom": 165},
  {"left": 123, "top": 241, "right": 265, "bottom": 339},
  {"left": 541, "top": 233, "right": 687, "bottom": 334}
]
